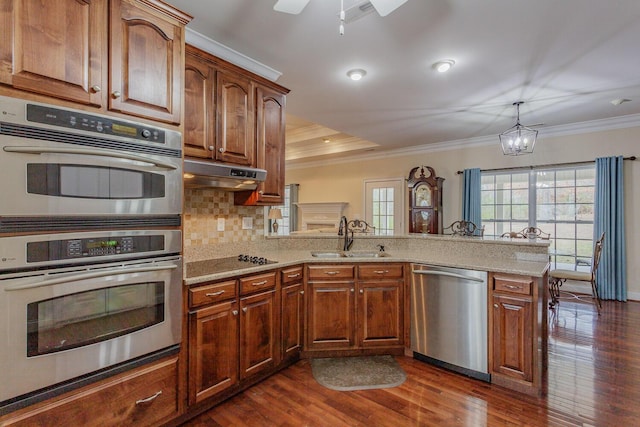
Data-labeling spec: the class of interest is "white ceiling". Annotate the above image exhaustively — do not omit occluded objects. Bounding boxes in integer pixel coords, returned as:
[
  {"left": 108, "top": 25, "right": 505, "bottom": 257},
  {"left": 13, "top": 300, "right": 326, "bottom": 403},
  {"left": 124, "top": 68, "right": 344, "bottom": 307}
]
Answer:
[{"left": 166, "top": 0, "right": 640, "bottom": 165}]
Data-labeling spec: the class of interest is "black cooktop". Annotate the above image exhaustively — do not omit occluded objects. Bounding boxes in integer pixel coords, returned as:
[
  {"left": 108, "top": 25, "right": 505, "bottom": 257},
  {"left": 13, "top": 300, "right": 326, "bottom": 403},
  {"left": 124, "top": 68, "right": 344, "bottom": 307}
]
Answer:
[{"left": 186, "top": 255, "right": 278, "bottom": 278}]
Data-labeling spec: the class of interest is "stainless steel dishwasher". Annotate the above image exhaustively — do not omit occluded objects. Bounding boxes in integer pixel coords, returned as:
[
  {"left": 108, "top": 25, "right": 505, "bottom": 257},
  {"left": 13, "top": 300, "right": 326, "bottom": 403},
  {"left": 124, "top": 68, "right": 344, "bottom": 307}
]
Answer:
[{"left": 410, "top": 264, "right": 490, "bottom": 381}]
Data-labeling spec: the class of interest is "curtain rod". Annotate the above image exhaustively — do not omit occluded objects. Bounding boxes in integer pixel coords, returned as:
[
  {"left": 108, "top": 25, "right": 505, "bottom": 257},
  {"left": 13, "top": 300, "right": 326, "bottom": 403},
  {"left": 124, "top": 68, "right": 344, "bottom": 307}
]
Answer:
[{"left": 456, "top": 156, "right": 636, "bottom": 175}]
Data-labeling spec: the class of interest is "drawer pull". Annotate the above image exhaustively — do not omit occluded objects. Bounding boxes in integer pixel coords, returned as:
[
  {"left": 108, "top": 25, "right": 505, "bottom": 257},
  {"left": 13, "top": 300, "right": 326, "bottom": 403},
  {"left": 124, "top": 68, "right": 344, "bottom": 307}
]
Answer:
[
  {"left": 373, "top": 270, "right": 389, "bottom": 274},
  {"left": 324, "top": 271, "right": 340, "bottom": 275},
  {"left": 287, "top": 273, "right": 301, "bottom": 278},
  {"left": 135, "top": 391, "right": 162, "bottom": 405},
  {"left": 252, "top": 280, "right": 268, "bottom": 286},
  {"left": 505, "top": 285, "right": 522, "bottom": 290},
  {"left": 205, "top": 290, "right": 225, "bottom": 297}
]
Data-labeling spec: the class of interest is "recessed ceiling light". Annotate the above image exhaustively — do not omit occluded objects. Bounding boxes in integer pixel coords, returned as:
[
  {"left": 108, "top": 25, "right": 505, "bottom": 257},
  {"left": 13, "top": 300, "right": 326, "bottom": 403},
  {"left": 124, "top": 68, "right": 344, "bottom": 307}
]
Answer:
[
  {"left": 323, "top": 138, "right": 331, "bottom": 143},
  {"left": 432, "top": 59, "right": 455, "bottom": 73},
  {"left": 347, "top": 69, "right": 366, "bottom": 81}
]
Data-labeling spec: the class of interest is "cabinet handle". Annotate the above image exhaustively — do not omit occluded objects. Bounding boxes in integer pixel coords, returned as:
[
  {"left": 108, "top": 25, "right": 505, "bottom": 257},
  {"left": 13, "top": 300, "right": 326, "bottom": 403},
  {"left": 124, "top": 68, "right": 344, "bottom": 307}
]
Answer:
[
  {"left": 91, "top": 85, "right": 101, "bottom": 93},
  {"left": 252, "top": 280, "right": 268, "bottom": 286},
  {"left": 232, "top": 310, "right": 238, "bottom": 316},
  {"left": 505, "top": 285, "right": 522, "bottom": 290},
  {"left": 287, "top": 273, "right": 301, "bottom": 278},
  {"left": 135, "top": 391, "right": 162, "bottom": 405},
  {"left": 242, "top": 307, "right": 248, "bottom": 313},
  {"left": 218, "top": 147, "right": 225, "bottom": 153},
  {"left": 373, "top": 270, "right": 389, "bottom": 274},
  {"left": 300, "top": 290, "right": 304, "bottom": 295},
  {"left": 324, "top": 271, "right": 340, "bottom": 275},
  {"left": 208, "top": 146, "right": 214, "bottom": 151},
  {"left": 350, "top": 288, "right": 355, "bottom": 292},
  {"left": 111, "top": 90, "right": 121, "bottom": 99},
  {"left": 359, "top": 289, "right": 364, "bottom": 294},
  {"left": 205, "top": 290, "right": 225, "bottom": 297},
  {"left": 494, "top": 304, "right": 499, "bottom": 308}
]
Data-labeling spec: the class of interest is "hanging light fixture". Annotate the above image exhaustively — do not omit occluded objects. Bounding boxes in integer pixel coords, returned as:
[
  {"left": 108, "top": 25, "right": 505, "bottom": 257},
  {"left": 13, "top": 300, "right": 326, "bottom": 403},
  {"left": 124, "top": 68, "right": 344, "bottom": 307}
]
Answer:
[{"left": 499, "top": 101, "right": 538, "bottom": 156}]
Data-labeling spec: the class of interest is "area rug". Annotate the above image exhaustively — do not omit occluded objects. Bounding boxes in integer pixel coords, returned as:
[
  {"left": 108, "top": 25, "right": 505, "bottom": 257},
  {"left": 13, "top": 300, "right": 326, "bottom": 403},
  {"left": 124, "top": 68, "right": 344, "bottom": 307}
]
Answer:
[{"left": 310, "top": 355, "right": 407, "bottom": 391}]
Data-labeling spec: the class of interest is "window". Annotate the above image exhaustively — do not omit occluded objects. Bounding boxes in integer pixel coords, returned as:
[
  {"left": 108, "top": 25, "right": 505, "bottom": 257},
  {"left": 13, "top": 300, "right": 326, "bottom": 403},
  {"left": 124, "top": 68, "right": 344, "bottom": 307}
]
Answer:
[
  {"left": 481, "top": 166, "right": 595, "bottom": 271},
  {"left": 265, "top": 184, "right": 298, "bottom": 235},
  {"left": 364, "top": 179, "right": 404, "bottom": 235}
]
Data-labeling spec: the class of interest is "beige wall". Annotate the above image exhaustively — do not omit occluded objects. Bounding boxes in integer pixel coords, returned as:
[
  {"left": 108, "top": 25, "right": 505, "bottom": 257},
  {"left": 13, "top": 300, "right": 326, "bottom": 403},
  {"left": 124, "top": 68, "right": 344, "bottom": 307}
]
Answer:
[{"left": 285, "top": 126, "right": 639, "bottom": 297}]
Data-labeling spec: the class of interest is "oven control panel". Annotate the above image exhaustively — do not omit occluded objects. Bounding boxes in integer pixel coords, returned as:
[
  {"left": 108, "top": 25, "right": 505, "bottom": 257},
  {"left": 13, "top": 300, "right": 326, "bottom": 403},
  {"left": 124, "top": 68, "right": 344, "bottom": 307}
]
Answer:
[{"left": 26, "top": 235, "right": 165, "bottom": 262}]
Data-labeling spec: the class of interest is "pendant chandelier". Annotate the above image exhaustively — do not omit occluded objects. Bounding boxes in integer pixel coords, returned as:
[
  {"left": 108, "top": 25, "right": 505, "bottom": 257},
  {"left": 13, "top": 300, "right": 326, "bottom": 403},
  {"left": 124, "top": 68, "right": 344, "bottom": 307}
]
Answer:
[{"left": 499, "top": 101, "right": 537, "bottom": 156}]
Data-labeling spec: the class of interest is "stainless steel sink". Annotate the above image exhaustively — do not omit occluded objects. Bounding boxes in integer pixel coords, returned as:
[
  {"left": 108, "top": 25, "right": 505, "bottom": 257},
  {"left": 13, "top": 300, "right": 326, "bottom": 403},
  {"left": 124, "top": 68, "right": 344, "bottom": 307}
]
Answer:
[{"left": 310, "top": 251, "right": 389, "bottom": 258}]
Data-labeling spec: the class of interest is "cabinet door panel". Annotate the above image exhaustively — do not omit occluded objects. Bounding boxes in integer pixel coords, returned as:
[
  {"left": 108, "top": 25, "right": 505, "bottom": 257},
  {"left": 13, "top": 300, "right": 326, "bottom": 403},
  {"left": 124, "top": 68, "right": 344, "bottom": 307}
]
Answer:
[
  {"left": 281, "top": 282, "right": 303, "bottom": 361},
  {"left": 358, "top": 281, "right": 404, "bottom": 347},
  {"left": 189, "top": 300, "right": 238, "bottom": 404},
  {"left": 492, "top": 294, "right": 533, "bottom": 381},
  {"left": 255, "top": 85, "right": 285, "bottom": 204},
  {"left": 307, "top": 282, "right": 355, "bottom": 349},
  {"left": 240, "top": 290, "right": 277, "bottom": 379},
  {"left": 0, "top": 0, "right": 106, "bottom": 106},
  {"left": 184, "top": 51, "right": 215, "bottom": 158},
  {"left": 216, "top": 70, "right": 254, "bottom": 165},
  {"left": 109, "top": 0, "right": 183, "bottom": 123}
]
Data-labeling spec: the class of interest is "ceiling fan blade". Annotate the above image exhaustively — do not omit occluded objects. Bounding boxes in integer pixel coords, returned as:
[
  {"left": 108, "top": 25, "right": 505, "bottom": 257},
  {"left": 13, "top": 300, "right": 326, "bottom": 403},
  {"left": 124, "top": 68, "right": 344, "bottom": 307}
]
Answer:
[
  {"left": 369, "top": 0, "right": 408, "bottom": 16},
  {"left": 273, "top": 0, "right": 311, "bottom": 15}
]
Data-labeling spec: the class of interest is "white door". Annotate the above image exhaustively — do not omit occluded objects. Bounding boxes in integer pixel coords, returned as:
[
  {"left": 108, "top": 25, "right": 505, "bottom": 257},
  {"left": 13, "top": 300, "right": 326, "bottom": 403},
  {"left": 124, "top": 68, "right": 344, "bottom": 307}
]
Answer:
[{"left": 364, "top": 178, "right": 405, "bottom": 235}]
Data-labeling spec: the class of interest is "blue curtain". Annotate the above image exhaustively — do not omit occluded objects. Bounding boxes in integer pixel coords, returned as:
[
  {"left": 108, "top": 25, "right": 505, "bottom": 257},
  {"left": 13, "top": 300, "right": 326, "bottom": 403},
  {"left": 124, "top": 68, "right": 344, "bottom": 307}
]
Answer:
[
  {"left": 462, "top": 168, "right": 482, "bottom": 229},
  {"left": 594, "top": 156, "right": 627, "bottom": 301}
]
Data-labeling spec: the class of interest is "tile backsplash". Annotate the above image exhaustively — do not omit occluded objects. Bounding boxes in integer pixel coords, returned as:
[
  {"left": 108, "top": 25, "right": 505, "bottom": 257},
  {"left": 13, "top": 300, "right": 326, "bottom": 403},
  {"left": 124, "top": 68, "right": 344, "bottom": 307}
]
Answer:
[{"left": 183, "top": 187, "right": 265, "bottom": 250}]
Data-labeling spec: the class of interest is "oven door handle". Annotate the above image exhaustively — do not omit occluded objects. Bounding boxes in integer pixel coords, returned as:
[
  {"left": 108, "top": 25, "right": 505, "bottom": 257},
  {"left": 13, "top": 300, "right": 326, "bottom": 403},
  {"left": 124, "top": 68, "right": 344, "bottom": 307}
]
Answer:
[
  {"left": 4, "top": 264, "right": 179, "bottom": 291},
  {"left": 2, "top": 146, "right": 178, "bottom": 170}
]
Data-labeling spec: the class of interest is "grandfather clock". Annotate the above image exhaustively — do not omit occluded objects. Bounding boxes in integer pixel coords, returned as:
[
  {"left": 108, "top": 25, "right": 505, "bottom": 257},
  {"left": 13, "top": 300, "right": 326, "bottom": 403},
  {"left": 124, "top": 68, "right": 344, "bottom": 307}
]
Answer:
[{"left": 407, "top": 166, "right": 444, "bottom": 234}]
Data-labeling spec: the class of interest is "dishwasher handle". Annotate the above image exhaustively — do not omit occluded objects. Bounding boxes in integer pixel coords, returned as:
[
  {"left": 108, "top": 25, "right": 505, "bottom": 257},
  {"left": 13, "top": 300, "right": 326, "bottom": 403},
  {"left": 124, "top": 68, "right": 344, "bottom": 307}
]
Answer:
[{"left": 412, "top": 269, "right": 485, "bottom": 283}]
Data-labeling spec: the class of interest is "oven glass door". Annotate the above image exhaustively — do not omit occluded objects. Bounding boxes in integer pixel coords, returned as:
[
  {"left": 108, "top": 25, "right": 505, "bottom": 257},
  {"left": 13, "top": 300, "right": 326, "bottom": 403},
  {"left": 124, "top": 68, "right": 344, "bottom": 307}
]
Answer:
[
  {"left": 0, "top": 256, "right": 182, "bottom": 404},
  {"left": 0, "top": 141, "right": 181, "bottom": 216}
]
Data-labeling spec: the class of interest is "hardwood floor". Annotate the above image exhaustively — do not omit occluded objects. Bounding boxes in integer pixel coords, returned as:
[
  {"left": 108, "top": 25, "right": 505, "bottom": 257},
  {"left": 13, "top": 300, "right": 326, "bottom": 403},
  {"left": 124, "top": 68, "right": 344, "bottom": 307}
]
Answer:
[{"left": 181, "top": 299, "right": 640, "bottom": 426}]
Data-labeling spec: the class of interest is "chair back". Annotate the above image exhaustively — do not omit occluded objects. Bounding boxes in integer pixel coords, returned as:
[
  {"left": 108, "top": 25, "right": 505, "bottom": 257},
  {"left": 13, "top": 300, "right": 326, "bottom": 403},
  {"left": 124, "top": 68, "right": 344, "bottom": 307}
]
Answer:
[
  {"left": 444, "top": 220, "right": 478, "bottom": 236},
  {"left": 520, "top": 226, "right": 550, "bottom": 240},
  {"left": 501, "top": 231, "right": 525, "bottom": 239},
  {"left": 591, "top": 232, "right": 605, "bottom": 279}
]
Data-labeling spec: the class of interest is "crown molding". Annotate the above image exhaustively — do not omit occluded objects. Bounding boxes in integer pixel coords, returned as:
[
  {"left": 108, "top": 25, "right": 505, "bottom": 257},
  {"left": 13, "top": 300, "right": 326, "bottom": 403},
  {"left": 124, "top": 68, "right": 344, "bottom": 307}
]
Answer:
[
  {"left": 286, "top": 113, "right": 640, "bottom": 170},
  {"left": 185, "top": 28, "right": 282, "bottom": 82}
]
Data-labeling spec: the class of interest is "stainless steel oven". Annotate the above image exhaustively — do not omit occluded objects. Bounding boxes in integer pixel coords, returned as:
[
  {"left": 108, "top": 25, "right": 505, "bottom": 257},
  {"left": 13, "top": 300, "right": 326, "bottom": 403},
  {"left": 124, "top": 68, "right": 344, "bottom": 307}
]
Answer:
[
  {"left": 0, "top": 230, "right": 182, "bottom": 408},
  {"left": 0, "top": 96, "right": 182, "bottom": 232}
]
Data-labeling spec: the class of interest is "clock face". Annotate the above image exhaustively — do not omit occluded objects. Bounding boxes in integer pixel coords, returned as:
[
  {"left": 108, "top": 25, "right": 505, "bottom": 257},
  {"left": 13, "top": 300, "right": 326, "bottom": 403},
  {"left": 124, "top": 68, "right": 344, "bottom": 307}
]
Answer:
[{"left": 415, "top": 184, "right": 431, "bottom": 207}]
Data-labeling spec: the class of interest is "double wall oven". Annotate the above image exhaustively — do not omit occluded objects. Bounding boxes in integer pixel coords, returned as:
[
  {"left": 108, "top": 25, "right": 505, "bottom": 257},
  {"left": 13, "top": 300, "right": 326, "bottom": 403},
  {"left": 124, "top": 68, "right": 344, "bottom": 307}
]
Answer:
[{"left": 0, "top": 96, "right": 183, "bottom": 412}]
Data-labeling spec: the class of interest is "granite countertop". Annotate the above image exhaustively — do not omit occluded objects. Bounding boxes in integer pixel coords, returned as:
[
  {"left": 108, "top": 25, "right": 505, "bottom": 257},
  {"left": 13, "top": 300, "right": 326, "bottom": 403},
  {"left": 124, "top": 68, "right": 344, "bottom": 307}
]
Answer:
[{"left": 184, "top": 248, "right": 550, "bottom": 286}]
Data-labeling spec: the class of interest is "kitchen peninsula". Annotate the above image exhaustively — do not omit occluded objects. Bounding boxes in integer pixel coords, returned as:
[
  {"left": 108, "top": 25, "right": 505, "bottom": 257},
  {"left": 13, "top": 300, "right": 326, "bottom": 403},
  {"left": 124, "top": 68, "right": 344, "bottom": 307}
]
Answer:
[{"left": 184, "top": 234, "right": 550, "bottom": 407}]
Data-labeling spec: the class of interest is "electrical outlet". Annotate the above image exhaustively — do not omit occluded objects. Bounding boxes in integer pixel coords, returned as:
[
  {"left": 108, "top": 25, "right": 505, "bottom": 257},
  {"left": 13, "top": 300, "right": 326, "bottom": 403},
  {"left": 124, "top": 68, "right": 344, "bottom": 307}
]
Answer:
[
  {"left": 217, "top": 218, "right": 225, "bottom": 231},
  {"left": 242, "top": 217, "right": 253, "bottom": 229}
]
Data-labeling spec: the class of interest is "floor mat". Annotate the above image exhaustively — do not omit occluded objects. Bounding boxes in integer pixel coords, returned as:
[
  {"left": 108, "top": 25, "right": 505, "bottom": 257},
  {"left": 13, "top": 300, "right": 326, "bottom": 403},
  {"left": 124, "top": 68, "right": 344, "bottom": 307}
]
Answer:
[{"left": 310, "top": 355, "right": 407, "bottom": 391}]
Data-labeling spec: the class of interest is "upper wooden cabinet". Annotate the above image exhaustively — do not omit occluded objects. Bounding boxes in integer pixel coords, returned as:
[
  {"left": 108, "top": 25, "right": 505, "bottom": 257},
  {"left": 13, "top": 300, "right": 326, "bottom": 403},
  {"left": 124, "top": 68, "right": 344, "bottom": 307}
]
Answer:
[
  {"left": 183, "top": 45, "right": 289, "bottom": 205},
  {"left": 0, "top": 0, "right": 191, "bottom": 124},
  {"left": 235, "top": 84, "right": 286, "bottom": 205},
  {"left": 0, "top": 0, "right": 108, "bottom": 106}
]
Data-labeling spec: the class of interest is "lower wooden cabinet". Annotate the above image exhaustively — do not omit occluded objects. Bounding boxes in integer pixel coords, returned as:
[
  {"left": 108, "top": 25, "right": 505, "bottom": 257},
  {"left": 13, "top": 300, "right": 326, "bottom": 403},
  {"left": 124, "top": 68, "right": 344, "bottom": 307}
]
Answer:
[
  {"left": 239, "top": 289, "right": 279, "bottom": 379},
  {"left": 305, "top": 263, "right": 405, "bottom": 353},
  {"left": 0, "top": 356, "right": 179, "bottom": 427},
  {"left": 489, "top": 272, "right": 546, "bottom": 396},
  {"left": 281, "top": 266, "right": 304, "bottom": 362},
  {"left": 188, "top": 298, "right": 239, "bottom": 405}
]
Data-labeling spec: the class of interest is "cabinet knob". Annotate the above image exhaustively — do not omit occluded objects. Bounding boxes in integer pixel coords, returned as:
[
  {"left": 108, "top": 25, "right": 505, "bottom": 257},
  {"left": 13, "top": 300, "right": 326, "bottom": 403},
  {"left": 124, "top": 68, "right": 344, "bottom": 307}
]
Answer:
[
  {"left": 258, "top": 190, "right": 264, "bottom": 195},
  {"left": 218, "top": 147, "right": 225, "bottom": 153},
  {"left": 208, "top": 146, "right": 214, "bottom": 151},
  {"left": 91, "top": 85, "right": 101, "bottom": 93},
  {"left": 350, "top": 288, "right": 355, "bottom": 293},
  {"left": 493, "top": 304, "right": 499, "bottom": 308},
  {"left": 359, "top": 289, "right": 364, "bottom": 294},
  {"left": 112, "top": 90, "right": 121, "bottom": 99},
  {"left": 242, "top": 307, "right": 248, "bottom": 313},
  {"left": 232, "top": 310, "right": 238, "bottom": 316},
  {"left": 300, "top": 290, "right": 304, "bottom": 295}
]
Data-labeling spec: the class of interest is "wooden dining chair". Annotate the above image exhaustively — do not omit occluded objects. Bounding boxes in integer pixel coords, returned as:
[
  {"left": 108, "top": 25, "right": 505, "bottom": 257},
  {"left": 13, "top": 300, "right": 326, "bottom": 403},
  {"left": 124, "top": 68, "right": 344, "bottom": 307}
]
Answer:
[{"left": 548, "top": 232, "right": 604, "bottom": 314}]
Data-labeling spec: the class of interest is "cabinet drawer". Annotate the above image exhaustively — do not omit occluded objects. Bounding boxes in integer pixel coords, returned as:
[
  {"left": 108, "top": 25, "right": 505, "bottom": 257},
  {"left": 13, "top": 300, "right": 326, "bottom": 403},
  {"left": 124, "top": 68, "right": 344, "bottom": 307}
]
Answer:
[
  {"left": 358, "top": 264, "right": 404, "bottom": 279},
  {"left": 493, "top": 275, "right": 532, "bottom": 295},
  {"left": 189, "top": 280, "right": 237, "bottom": 308},
  {"left": 240, "top": 271, "right": 277, "bottom": 295},
  {"left": 281, "top": 266, "right": 303, "bottom": 285},
  {"left": 1, "top": 357, "right": 179, "bottom": 427},
  {"left": 307, "top": 265, "right": 355, "bottom": 280}
]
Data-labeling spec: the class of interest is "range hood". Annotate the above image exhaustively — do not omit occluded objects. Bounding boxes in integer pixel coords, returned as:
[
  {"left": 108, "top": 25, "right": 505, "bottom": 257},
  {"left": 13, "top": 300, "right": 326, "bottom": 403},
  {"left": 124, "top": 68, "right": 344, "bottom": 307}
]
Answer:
[{"left": 183, "top": 158, "right": 267, "bottom": 191}]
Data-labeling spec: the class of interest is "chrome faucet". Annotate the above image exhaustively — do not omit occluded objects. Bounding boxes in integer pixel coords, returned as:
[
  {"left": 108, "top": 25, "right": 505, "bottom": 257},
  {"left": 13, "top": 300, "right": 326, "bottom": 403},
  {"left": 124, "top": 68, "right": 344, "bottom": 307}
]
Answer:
[{"left": 338, "top": 216, "right": 354, "bottom": 251}]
